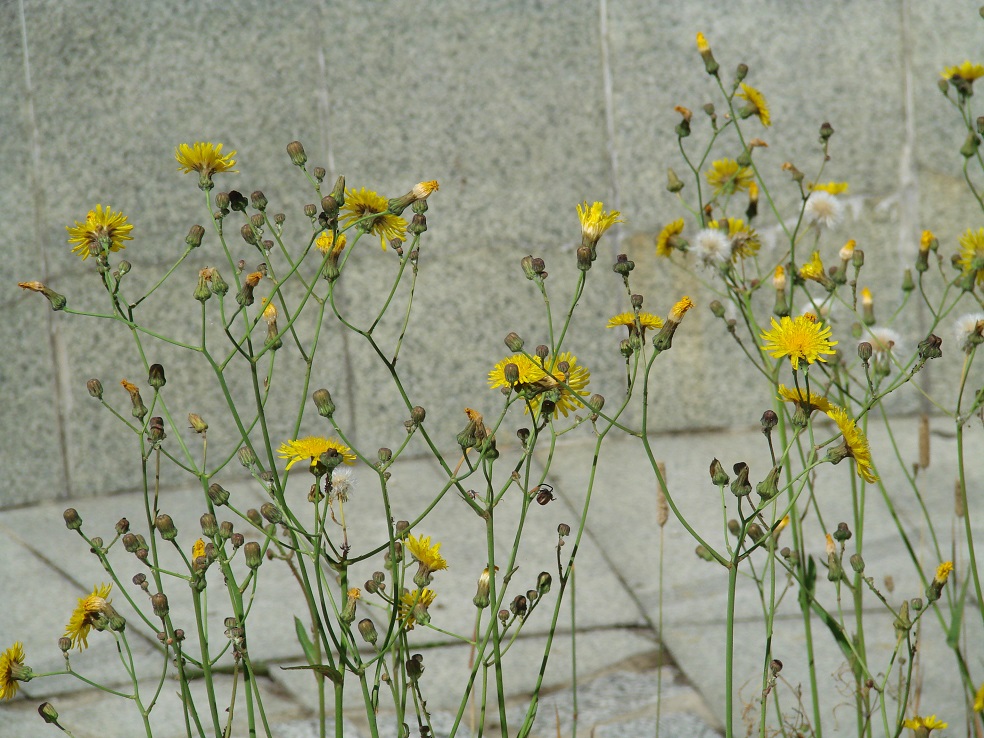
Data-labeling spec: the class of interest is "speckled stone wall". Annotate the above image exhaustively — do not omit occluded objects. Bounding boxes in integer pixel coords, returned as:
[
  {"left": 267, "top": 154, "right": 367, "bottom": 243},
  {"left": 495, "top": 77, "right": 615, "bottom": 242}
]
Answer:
[{"left": 3, "top": 0, "right": 981, "bottom": 507}]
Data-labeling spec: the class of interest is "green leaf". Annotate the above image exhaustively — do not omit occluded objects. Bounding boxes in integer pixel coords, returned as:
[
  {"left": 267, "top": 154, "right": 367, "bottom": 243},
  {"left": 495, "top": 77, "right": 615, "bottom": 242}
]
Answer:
[
  {"left": 280, "top": 664, "right": 343, "bottom": 685},
  {"left": 293, "top": 616, "right": 318, "bottom": 665}
]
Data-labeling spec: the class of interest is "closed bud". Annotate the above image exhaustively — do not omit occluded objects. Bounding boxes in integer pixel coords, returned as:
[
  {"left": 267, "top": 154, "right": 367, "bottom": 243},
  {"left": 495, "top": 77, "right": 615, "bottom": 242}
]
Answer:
[
  {"left": 151, "top": 593, "right": 169, "bottom": 618},
  {"left": 58, "top": 637, "right": 72, "bottom": 652},
  {"left": 850, "top": 553, "right": 865, "bottom": 573},
  {"left": 613, "top": 253, "right": 634, "bottom": 276},
  {"left": 902, "top": 268, "right": 915, "bottom": 293},
  {"left": 756, "top": 465, "right": 781, "bottom": 501},
  {"left": 147, "top": 416, "right": 165, "bottom": 444},
  {"left": 746, "top": 523, "right": 764, "bottom": 542},
  {"left": 231, "top": 532, "right": 244, "bottom": 549},
  {"left": 858, "top": 342, "right": 873, "bottom": 362},
  {"left": 761, "top": 410, "right": 778, "bottom": 435},
  {"left": 728, "top": 519, "right": 741, "bottom": 536},
  {"left": 588, "top": 394, "right": 605, "bottom": 413},
  {"left": 819, "top": 121, "right": 835, "bottom": 141},
  {"left": 155, "top": 514, "right": 177, "bottom": 540},
  {"left": 186, "top": 224, "right": 205, "bottom": 248},
  {"left": 122, "top": 532, "right": 139, "bottom": 552},
  {"left": 228, "top": 190, "right": 248, "bottom": 212},
  {"left": 695, "top": 545, "right": 715, "bottom": 561},
  {"left": 576, "top": 245, "right": 593, "bottom": 271},
  {"left": 558, "top": 523, "right": 571, "bottom": 537},
  {"left": 709, "top": 458, "right": 730, "bottom": 486},
  {"left": 832, "top": 521, "right": 852, "bottom": 542},
  {"left": 260, "top": 502, "right": 283, "bottom": 524},
  {"left": 961, "top": 132, "right": 981, "bottom": 159},
  {"left": 521, "top": 255, "right": 537, "bottom": 280},
  {"left": 188, "top": 413, "right": 208, "bottom": 433},
  {"left": 246, "top": 508, "right": 263, "bottom": 527},
  {"left": 537, "top": 571, "right": 552, "bottom": 595},
  {"left": 286, "top": 141, "right": 308, "bottom": 167},
  {"left": 504, "top": 332, "right": 524, "bottom": 352},
  {"left": 63, "top": 508, "right": 82, "bottom": 530},
  {"left": 210, "top": 268, "right": 229, "bottom": 296},
  {"left": 86, "top": 378, "right": 104, "bottom": 399},
  {"left": 313, "top": 388, "right": 335, "bottom": 417},
  {"left": 304, "top": 203, "right": 317, "bottom": 219},
  {"left": 709, "top": 300, "right": 726, "bottom": 318},
  {"left": 38, "top": 702, "right": 59, "bottom": 724},
  {"left": 378, "top": 447, "right": 392, "bottom": 462},
  {"left": 207, "top": 483, "right": 230, "bottom": 506},
  {"left": 200, "top": 513, "right": 218, "bottom": 537},
  {"left": 735, "top": 62, "right": 748, "bottom": 81},
  {"left": 115, "top": 517, "right": 130, "bottom": 535},
  {"left": 244, "top": 541, "right": 262, "bottom": 569},
  {"left": 358, "top": 618, "right": 378, "bottom": 644},
  {"left": 510, "top": 594, "right": 528, "bottom": 618},
  {"left": 730, "top": 462, "right": 752, "bottom": 497},
  {"left": 148, "top": 364, "right": 166, "bottom": 390},
  {"left": 410, "top": 405, "right": 426, "bottom": 424}
]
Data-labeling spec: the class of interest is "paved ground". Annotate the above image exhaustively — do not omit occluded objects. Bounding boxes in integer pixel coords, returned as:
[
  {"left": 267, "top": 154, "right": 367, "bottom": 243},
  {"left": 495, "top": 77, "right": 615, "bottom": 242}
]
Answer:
[{"left": 1, "top": 418, "right": 982, "bottom": 737}]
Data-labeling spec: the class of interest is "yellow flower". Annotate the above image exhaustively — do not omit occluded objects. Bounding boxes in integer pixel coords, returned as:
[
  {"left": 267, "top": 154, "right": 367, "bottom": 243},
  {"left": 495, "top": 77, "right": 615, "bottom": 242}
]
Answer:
[
  {"left": 406, "top": 534, "right": 449, "bottom": 572},
  {"left": 576, "top": 201, "right": 623, "bottom": 245},
  {"left": 974, "top": 682, "right": 984, "bottom": 712},
  {"left": 902, "top": 715, "right": 948, "bottom": 733},
  {"left": 709, "top": 218, "right": 760, "bottom": 260},
  {"left": 809, "top": 182, "right": 849, "bottom": 195},
  {"left": 958, "top": 227, "right": 984, "bottom": 286},
  {"left": 761, "top": 315, "right": 837, "bottom": 370},
  {"left": 777, "top": 384, "right": 835, "bottom": 414},
  {"left": 399, "top": 587, "right": 437, "bottom": 629},
  {"left": 175, "top": 142, "right": 237, "bottom": 190},
  {"left": 535, "top": 352, "right": 590, "bottom": 418},
  {"left": 706, "top": 159, "right": 754, "bottom": 195},
  {"left": 315, "top": 231, "right": 347, "bottom": 256},
  {"left": 65, "top": 583, "right": 113, "bottom": 650},
  {"left": 0, "top": 642, "right": 32, "bottom": 700},
  {"left": 737, "top": 83, "right": 771, "bottom": 126},
  {"left": 67, "top": 204, "right": 134, "bottom": 261},
  {"left": 192, "top": 538, "right": 206, "bottom": 560},
  {"left": 340, "top": 187, "right": 408, "bottom": 248},
  {"left": 488, "top": 354, "right": 548, "bottom": 389},
  {"left": 278, "top": 436, "right": 356, "bottom": 471},
  {"left": 669, "top": 296, "right": 695, "bottom": 322},
  {"left": 798, "top": 251, "right": 827, "bottom": 282},
  {"left": 826, "top": 407, "right": 878, "bottom": 483},
  {"left": 934, "top": 561, "right": 954, "bottom": 585},
  {"left": 696, "top": 32, "right": 710, "bottom": 53},
  {"left": 941, "top": 61, "right": 984, "bottom": 82},
  {"left": 607, "top": 311, "right": 664, "bottom": 336},
  {"left": 920, "top": 230, "right": 935, "bottom": 252},
  {"left": 656, "top": 218, "right": 685, "bottom": 257}
]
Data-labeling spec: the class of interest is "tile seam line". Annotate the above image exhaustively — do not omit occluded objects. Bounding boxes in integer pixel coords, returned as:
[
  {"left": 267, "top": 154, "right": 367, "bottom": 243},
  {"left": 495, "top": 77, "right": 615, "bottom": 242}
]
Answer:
[{"left": 18, "top": 0, "right": 74, "bottom": 500}]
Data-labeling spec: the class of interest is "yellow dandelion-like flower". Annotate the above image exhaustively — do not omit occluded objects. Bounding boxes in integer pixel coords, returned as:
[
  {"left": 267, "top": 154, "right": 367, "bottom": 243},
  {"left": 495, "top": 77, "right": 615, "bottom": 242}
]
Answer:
[
  {"left": 0, "top": 642, "right": 32, "bottom": 700},
  {"left": 607, "top": 311, "right": 664, "bottom": 336},
  {"left": 809, "top": 182, "right": 849, "bottom": 195},
  {"left": 192, "top": 538, "right": 206, "bottom": 560},
  {"left": 696, "top": 32, "right": 710, "bottom": 52},
  {"left": 399, "top": 587, "right": 437, "bottom": 629},
  {"left": 65, "top": 583, "right": 113, "bottom": 651},
  {"left": 656, "top": 218, "right": 685, "bottom": 257},
  {"left": 974, "top": 682, "right": 984, "bottom": 712},
  {"left": 709, "top": 218, "right": 761, "bottom": 260},
  {"left": 66, "top": 204, "right": 134, "bottom": 261},
  {"left": 315, "top": 231, "right": 347, "bottom": 256},
  {"left": 340, "top": 187, "right": 408, "bottom": 249},
  {"left": 958, "top": 227, "right": 984, "bottom": 286},
  {"left": 760, "top": 315, "right": 838, "bottom": 371},
  {"left": 777, "top": 384, "right": 836, "bottom": 414},
  {"left": 278, "top": 436, "right": 356, "bottom": 471},
  {"left": 706, "top": 159, "right": 754, "bottom": 195},
  {"left": 941, "top": 61, "right": 984, "bottom": 82},
  {"left": 826, "top": 407, "right": 878, "bottom": 483},
  {"left": 175, "top": 142, "right": 237, "bottom": 190},
  {"left": 920, "top": 230, "right": 935, "bottom": 252},
  {"left": 902, "top": 715, "right": 948, "bottom": 733},
  {"left": 934, "top": 561, "right": 954, "bottom": 585},
  {"left": 406, "top": 534, "right": 449, "bottom": 572},
  {"left": 737, "top": 83, "right": 771, "bottom": 126},
  {"left": 576, "top": 201, "right": 623, "bottom": 244},
  {"left": 669, "top": 296, "right": 695, "bottom": 322},
  {"left": 488, "top": 354, "right": 549, "bottom": 390},
  {"left": 798, "top": 251, "right": 827, "bottom": 283}
]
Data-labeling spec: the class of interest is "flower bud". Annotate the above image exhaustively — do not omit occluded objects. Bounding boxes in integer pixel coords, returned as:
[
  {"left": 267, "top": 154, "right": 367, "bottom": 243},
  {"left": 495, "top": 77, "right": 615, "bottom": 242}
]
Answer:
[
  {"left": 260, "top": 503, "right": 283, "bottom": 524},
  {"left": 358, "top": 618, "right": 378, "bottom": 644},
  {"left": 819, "top": 121, "right": 835, "bottom": 141},
  {"left": 730, "top": 462, "right": 752, "bottom": 497},
  {"left": 761, "top": 410, "right": 778, "bottom": 435},
  {"left": 558, "top": 523, "right": 571, "bottom": 537},
  {"left": 38, "top": 702, "right": 59, "bottom": 724},
  {"left": 155, "top": 514, "right": 178, "bottom": 540},
  {"left": 63, "top": 508, "right": 82, "bottom": 530},
  {"left": 406, "top": 655, "right": 424, "bottom": 683},
  {"left": 122, "top": 532, "right": 139, "bottom": 552},
  {"left": 313, "top": 388, "right": 335, "bottom": 417},
  {"left": 504, "top": 332, "right": 524, "bottom": 352},
  {"left": 709, "top": 458, "right": 730, "bottom": 486},
  {"left": 850, "top": 553, "right": 865, "bottom": 573},
  {"left": 207, "top": 483, "right": 230, "bottom": 506},
  {"left": 832, "top": 521, "right": 852, "bottom": 542},
  {"left": 709, "top": 300, "right": 726, "bottom": 318},
  {"left": 917, "top": 334, "right": 943, "bottom": 360},
  {"left": 244, "top": 541, "right": 262, "bottom": 569},
  {"left": 287, "top": 141, "right": 308, "bottom": 167},
  {"left": 537, "top": 571, "right": 552, "bottom": 596},
  {"left": 613, "top": 254, "right": 634, "bottom": 276},
  {"left": 410, "top": 405, "right": 426, "bottom": 424},
  {"left": 510, "top": 594, "right": 528, "bottom": 618},
  {"left": 200, "top": 513, "right": 218, "bottom": 538},
  {"left": 86, "top": 378, "right": 104, "bottom": 399},
  {"left": 185, "top": 224, "right": 205, "bottom": 249},
  {"left": 576, "top": 245, "right": 593, "bottom": 271},
  {"left": 756, "top": 465, "right": 781, "bottom": 501},
  {"left": 147, "top": 416, "right": 165, "bottom": 444}
]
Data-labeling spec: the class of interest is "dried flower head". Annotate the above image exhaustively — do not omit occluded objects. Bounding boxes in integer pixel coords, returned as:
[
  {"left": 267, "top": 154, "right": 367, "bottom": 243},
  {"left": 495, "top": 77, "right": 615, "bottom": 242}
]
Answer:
[{"left": 67, "top": 204, "right": 134, "bottom": 260}]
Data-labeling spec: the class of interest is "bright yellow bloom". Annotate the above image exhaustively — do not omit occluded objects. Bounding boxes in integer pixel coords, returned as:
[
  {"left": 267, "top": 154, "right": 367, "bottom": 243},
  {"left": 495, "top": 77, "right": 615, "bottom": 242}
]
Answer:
[
  {"left": 920, "top": 230, "right": 935, "bottom": 252},
  {"left": 798, "top": 251, "right": 827, "bottom": 283},
  {"left": 737, "top": 83, "right": 771, "bottom": 126},
  {"left": 399, "top": 587, "right": 437, "bottom": 629},
  {"left": 706, "top": 158, "right": 754, "bottom": 195},
  {"left": 809, "top": 182, "right": 849, "bottom": 195},
  {"left": 577, "top": 201, "right": 623, "bottom": 244},
  {"left": 696, "top": 32, "right": 709, "bottom": 52},
  {"left": 974, "top": 682, "right": 984, "bottom": 712},
  {"left": 934, "top": 561, "right": 954, "bottom": 585},
  {"left": 902, "top": 715, "right": 948, "bottom": 733},
  {"left": 488, "top": 354, "right": 548, "bottom": 389},
  {"left": 340, "top": 188, "right": 408, "bottom": 248},
  {"left": 175, "top": 142, "right": 237, "bottom": 189},
  {"left": 777, "top": 384, "right": 835, "bottom": 414},
  {"left": 192, "top": 538, "right": 206, "bottom": 560},
  {"left": 958, "top": 227, "right": 984, "bottom": 286},
  {"left": 709, "top": 218, "right": 760, "bottom": 260},
  {"left": 67, "top": 204, "right": 134, "bottom": 260},
  {"left": 315, "top": 231, "right": 347, "bottom": 255},
  {"left": 761, "top": 315, "right": 838, "bottom": 371},
  {"left": 406, "top": 534, "right": 449, "bottom": 572},
  {"left": 0, "top": 642, "right": 30, "bottom": 700},
  {"left": 670, "top": 296, "right": 695, "bottom": 322},
  {"left": 65, "top": 583, "right": 113, "bottom": 650},
  {"left": 278, "top": 436, "right": 356, "bottom": 471},
  {"left": 607, "top": 311, "right": 664, "bottom": 336},
  {"left": 536, "top": 352, "right": 590, "bottom": 418},
  {"left": 655, "top": 218, "right": 685, "bottom": 257},
  {"left": 826, "top": 407, "right": 878, "bottom": 483},
  {"left": 941, "top": 61, "right": 984, "bottom": 82}
]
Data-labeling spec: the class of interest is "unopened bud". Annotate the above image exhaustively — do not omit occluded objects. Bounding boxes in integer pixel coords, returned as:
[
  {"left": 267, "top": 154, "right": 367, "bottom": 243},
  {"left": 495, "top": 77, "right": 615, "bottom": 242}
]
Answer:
[
  {"left": 148, "top": 364, "right": 166, "bottom": 390},
  {"left": 38, "top": 702, "right": 59, "bottom": 724},
  {"left": 260, "top": 503, "right": 283, "bottom": 524},
  {"left": 207, "top": 483, "right": 230, "bottom": 506},
  {"left": 313, "top": 388, "right": 335, "bottom": 417},
  {"left": 358, "top": 618, "right": 378, "bottom": 644},
  {"left": 244, "top": 541, "right": 262, "bottom": 569},
  {"left": 709, "top": 458, "right": 730, "bottom": 486},
  {"left": 200, "top": 513, "right": 218, "bottom": 538},
  {"left": 188, "top": 413, "right": 208, "bottom": 433},
  {"left": 63, "top": 508, "right": 82, "bottom": 530},
  {"left": 155, "top": 514, "right": 177, "bottom": 540},
  {"left": 86, "top": 378, "right": 104, "bottom": 399},
  {"left": 287, "top": 141, "right": 308, "bottom": 167},
  {"left": 410, "top": 405, "right": 426, "bottom": 424},
  {"left": 151, "top": 593, "right": 169, "bottom": 618}
]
